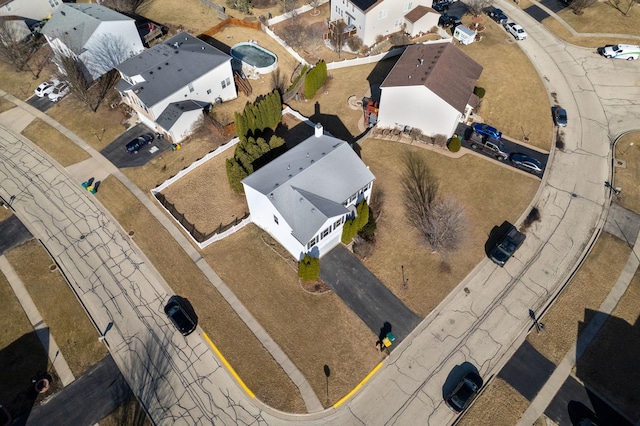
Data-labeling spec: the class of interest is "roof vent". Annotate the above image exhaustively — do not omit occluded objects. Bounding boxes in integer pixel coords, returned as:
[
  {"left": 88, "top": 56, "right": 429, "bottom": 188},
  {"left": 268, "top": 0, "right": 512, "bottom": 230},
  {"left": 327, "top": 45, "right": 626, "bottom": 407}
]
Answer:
[
  {"left": 315, "top": 122, "right": 323, "bottom": 137},
  {"left": 287, "top": 164, "right": 290, "bottom": 170},
  {"left": 61, "top": 11, "right": 66, "bottom": 16},
  {"left": 299, "top": 198, "right": 304, "bottom": 203},
  {"left": 306, "top": 152, "right": 309, "bottom": 158},
  {"left": 311, "top": 208, "right": 316, "bottom": 213}
]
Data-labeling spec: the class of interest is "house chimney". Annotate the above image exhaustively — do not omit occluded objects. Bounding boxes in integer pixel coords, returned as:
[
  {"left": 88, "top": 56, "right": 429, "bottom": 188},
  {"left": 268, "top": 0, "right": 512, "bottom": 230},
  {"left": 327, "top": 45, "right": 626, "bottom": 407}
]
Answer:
[{"left": 315, "top": 123, "right": 323, "bottom": 138}]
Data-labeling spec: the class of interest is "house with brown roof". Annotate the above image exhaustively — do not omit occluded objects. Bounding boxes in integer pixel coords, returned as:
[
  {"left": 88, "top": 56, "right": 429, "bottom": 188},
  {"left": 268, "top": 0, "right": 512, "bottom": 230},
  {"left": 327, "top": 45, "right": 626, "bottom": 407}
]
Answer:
[
  {"left": 404, "top": 5, "right": 439, "bottom": 39},
  {"left": 376, "top": 41, "right": 483, "bottom": 138},
  {"left": 330, "top": 0, "right": 434, "bottom": 47}
]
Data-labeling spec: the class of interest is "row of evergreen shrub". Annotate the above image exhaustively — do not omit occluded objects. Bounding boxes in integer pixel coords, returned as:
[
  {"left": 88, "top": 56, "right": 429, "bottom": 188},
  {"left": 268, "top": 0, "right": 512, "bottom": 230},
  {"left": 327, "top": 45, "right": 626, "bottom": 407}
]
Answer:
[{"left": 303, "top": 60, "right": 327, "bottom": 99}]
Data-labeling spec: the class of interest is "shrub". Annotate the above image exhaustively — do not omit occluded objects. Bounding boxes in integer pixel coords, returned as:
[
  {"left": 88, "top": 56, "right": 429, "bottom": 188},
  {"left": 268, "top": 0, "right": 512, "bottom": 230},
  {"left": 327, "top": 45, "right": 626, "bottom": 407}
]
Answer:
[
  {"left": 303, "top": 60, "right": 328, "bottom": 99},
  {"left": 341, "top": 218, "right": 357, "bottom": 244},
  {"left": 298, "top": 254, "right": 320, "bottom": 281},
  {"left": 473, "top": 86, "right": 485, "bottom": 98},
  {"left": 346, "top": 36, "right": 363, "bottom": 52},
  {"left": 342, "top": 199, "right": 369, "bottom": 244},
  {"left": 358, "top": 207, "right": 377, "bottom": 240},
  {"left": 447, "top": 136, "right": 461, "bottom": 153}
]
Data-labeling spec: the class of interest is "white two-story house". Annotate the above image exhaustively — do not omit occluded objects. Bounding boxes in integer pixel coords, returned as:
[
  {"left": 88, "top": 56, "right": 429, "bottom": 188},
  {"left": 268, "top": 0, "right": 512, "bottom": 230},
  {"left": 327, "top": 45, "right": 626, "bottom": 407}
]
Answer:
[
  {"left": 41, "top": 3, "right": 144, "bottom": 81},
  {"left": 0, "top": 0, "right": 60, "bottom": 21},
  {"left": 330, "top": 0, "right": 434, "bottom": 47},
  {"left": 242, "top": 124, "right": 375, "bottom": 260},
  {"left": 115, "top": 32, "right": 237, "bottom": 143}
]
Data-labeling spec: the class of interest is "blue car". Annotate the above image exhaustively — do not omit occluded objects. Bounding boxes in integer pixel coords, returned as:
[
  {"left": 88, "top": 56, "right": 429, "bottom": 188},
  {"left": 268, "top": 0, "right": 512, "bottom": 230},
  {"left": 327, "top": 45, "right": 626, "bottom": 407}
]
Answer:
[{"left": 472, "top": 123, "right": 502, "bottom": 140}]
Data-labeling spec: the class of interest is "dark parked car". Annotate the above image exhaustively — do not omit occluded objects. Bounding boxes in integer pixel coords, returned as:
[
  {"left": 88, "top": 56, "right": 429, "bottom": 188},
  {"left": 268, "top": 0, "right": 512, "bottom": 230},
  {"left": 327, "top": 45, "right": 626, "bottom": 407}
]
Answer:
[
  {"left": 489, "top": 225, "right": 526, "bottom": 266},
  {"left": 510, "top": 153, "right": 544, "bottom": 174},
  {"left": 445, "top": 372, "right": 483, "bottom": 413},
  {"left": 472, "top": 122, "right": 502, "bottom": 140},
  {"left": 125, "top": 133, "right": 154, "bottom": 154},
  {"left": 164, "top": 296, "right": 197, "bottom": 336},
  {"left": 553, "top": 107, "right": 568, "bottom": 127},
  {"left": 439, "top": 14, "right": 461, "bottom": 28},
  {"left": 488, "top": 8, "right": 508, "bottom": 24},
  {"left": 432, "top": 0, "right": 450, "bottom": 12}
]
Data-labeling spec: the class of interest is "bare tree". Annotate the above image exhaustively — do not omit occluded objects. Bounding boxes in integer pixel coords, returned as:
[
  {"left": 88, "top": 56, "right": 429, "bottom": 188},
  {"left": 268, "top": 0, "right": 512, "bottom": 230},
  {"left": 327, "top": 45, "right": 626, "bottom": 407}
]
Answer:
[
  {"left": 465, "top": 0, "right": 492, "bottom": 17},
  {"left": 0, "top": 18, "right": 37, "bottom": 72},
  {"left": 417, "top": 198, "right": 467, "bottom": 255},
  {"left": 622, "top": 0, "right": 639, "bottom": 15},
  {"left": 570, "top": 0, "right": 598, "bottom": 14},
  {"left": 280, "top": 19, "right": 307, "bottom": 49},
  {"left": 99, "top": 0, "right": 151, "bottom": 13},
  {"left": 401, "top": 151, "right": 439, "bottom": 230},
  {"left": 270, "top": 68, "right": 287, "bottom": 92},
  {"left": 281, "top": 0, "right": 298, "bottom": 16},
  {"left": 28, "top": 43, "right": 54, "bottom": 79},
  {"left": 329, "top": 19, "right": 347, "bottom": 58},
  {"left": 309, "top": 0, "right": 321, "bottom": 14},
  {"left": 85, "top": 33, "right": 134, "bottom": 78}
]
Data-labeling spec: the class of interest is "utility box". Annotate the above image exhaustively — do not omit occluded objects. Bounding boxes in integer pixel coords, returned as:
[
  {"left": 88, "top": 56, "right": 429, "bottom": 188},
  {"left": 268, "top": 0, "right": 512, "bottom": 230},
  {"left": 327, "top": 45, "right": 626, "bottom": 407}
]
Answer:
[{"left": 454, "top": 25, "right": 476, "bottom": 45}]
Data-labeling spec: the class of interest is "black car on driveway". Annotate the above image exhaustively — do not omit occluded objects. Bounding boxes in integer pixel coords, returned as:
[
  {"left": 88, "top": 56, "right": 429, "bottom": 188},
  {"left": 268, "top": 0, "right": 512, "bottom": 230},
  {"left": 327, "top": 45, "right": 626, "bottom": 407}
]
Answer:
[
  {"left": 439, "top": 14, "right": 462, "bottom": 28},
  {"left": 126, "top": 133, "right": 154, "bottom": 154},
  {"left": 432, "top": 0, "right": 450, "bottom": 12},
  {"left": 164, "top": 296, "right": 197, "bottom": 336},
  {"left": 445, "top": 372, "right": 484, "bottom": 413},
  {"left": 488, "top": 8, "right": 508, "bottom": 24}
]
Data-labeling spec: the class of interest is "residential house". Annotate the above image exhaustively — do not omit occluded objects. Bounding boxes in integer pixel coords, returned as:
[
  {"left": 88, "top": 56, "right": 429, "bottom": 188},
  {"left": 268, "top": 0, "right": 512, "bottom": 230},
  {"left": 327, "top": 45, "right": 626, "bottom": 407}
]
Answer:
[
  {"left": 0, "top": 0, "right": 61, "bottom": 21},
  {"left": 403, "top": 5, "right": 439, "bottom": 39},
  {"left": 41, "top": 3, "right": 144, "bottom": 81},
  {"left": 376, "top": 41, "right": 483, "bottom": 138},
  {"left": 115, "top": 32, "right": 237, "bottom": 143},
  {"left": 242, "top": 124, "right": 375, "bottom": 260},
  {"left": 330, "top": 0, "right": 434, "bottom": 47}
]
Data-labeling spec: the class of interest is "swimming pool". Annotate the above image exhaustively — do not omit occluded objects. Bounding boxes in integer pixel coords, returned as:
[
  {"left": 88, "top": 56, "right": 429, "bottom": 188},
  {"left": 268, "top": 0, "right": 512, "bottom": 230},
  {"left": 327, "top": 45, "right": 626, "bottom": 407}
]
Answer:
[{"left": 230, "top": 42, "right": 278, "bottom": 75}]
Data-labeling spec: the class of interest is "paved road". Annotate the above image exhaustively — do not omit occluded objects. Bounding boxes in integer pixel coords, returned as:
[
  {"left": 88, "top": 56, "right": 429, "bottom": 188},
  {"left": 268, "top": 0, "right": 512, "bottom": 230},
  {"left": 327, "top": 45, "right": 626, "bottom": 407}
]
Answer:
[{"left": 3, "top": 4, "right": 640, "bottom": 425}]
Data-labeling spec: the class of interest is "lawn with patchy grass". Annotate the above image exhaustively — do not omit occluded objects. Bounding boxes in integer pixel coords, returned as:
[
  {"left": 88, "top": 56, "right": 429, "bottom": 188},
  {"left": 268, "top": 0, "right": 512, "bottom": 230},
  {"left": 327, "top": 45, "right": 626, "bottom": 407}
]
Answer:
[
  {"left": 202, "top": 224, "right": 383, "bottom": 407},
  {"left": 95, "top": 176, "right": 306, "bottom": 412},
  {"left": 0, "top": 62, "right": 45, "bottom": 100},
  {"left": 0, "top": 206, "right": 11, "bottom": 222},
  {"left": 139, "top": 0, "right": 226, "bottom": 36},
  {"left": 574, "top": 267, "right": 640, "bottom": 421},
  {"left": 527, "top": 232, "right": 631, "bottom": 364},
  {"left": 614, "top": 132, "right": 640, "bottom": 215},
  {"left": 4, "top": 240, "right": 108, "bottom": 376},
  {"left": 360, "top": 139, "right": 540, "bottom": 316},
  {"left": 0, "top": 97, "right": 14, "bottom": 114},
  {"left": 459, "top": 377, "right": 529, "bottom": 426},
  {"left": 21, "top": 119, "right": 91, "bottom": 167}
]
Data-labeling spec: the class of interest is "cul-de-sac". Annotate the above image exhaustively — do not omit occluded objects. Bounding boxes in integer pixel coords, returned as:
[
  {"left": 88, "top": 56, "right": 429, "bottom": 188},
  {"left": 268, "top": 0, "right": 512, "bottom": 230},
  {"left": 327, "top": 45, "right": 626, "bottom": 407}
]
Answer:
[{"left": 0, "top": 0, "right": 639, "bottom": 424}]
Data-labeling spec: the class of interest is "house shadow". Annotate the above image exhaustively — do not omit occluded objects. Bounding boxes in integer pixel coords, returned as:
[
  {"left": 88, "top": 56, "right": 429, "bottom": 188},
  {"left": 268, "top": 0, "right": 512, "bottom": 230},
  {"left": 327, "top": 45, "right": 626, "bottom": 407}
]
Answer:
[
  {"left": 365, "top": 55, "right": 401, "bottom": 102},
  {"left": 441, "top": 361, "right": 482, "bottom": 399},
  {"left": 198, "top": 34, "right": 232, "bottom": 54},
  {"left": 0, "top": 329, "right": 55, "bottom": 424},
  {"left": 484, "top": 221, "right": 513, "bottom": 256},
  {"left": 309, "top": 101, "right": 356, "bottom": 144},
  {"left": 574, "top": 308, "right": 640, "bottom": 423}
]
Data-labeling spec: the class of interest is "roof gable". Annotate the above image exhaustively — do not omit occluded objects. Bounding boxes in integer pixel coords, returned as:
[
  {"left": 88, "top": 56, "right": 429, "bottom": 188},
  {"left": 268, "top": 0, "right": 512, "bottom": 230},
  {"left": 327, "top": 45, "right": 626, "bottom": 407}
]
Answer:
[
  {"left": 405, "top": 5, "right": 436, "bottom": 23},
  {"left": 380, "top": 42, "right": 483, "bottom": 113}
]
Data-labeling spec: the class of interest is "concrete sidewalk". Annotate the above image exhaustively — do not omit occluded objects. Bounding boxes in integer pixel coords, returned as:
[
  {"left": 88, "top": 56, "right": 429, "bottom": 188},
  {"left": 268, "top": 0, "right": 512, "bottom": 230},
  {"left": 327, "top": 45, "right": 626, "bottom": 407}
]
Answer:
[{"left": 0, "top": 255, "right": 75, "bottom": 386}]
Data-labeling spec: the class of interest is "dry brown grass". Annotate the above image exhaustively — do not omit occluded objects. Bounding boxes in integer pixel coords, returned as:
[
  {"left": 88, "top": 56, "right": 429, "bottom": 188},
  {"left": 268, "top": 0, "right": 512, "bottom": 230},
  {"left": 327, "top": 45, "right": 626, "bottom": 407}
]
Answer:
[
  {"left": 460, "top": 17, "right": 553, "bottom": 151},
  {"left": 160, "top": 147, "right": 248, "bottom": 233},
  {"left": 140, "top": 0, "right": 226, "bottom": 35},
  {"left": 360, "top": 139, "right": 540, "bottom": 316},
  {"left": 0, "top": 206, "right": 12, "bottom": 222},
  {"left": 459, "top": 377, "right": 529, "bottom": 426},
  {"left": 202, "top": 224, "right": 383, "bottom": 406},
  {"left": 613, "top": 132, "right": 640, "bottom": 215},
  {"left": 4, "top": 240, "right": 108, "bottom": 376},
  {"left": 527, "top": 233, "right": 631, "bottom": 364},
  {"left": 21, "top": 119, "right": 91, "bottom": 167},
  {"left": 575, "top": 268, "right": 640, "bottom": 420},
  {"left": 0, "top": 62, "right": 45, "bottom": 100},
  {"left": 0, "top": 97, "right": 15, "bottom": 114},
  {"left": 95, "top": 176, "right": 306, "bottom": 412}
]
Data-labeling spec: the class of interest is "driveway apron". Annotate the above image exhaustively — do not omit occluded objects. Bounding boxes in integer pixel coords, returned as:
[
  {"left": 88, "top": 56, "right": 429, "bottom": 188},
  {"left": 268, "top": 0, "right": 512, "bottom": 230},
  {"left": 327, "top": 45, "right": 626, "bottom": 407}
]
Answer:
[{"left": 320, "top": 245, "right": 421, "bottom": 345}]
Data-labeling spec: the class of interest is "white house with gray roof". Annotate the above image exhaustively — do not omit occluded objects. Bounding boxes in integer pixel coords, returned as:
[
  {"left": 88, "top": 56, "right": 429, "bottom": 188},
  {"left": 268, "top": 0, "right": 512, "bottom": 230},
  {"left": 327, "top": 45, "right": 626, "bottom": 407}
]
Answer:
[
  {"left": 41, "top": 3, "right": 144, "bottom": 81},
  {"left": 242, "top": 124, "right": 375, "bottom": 260},
  {"left": 115, "top": 32, "right": 236, "bottom": 143},
  {"left": 0, "top": 0, "right": 60, "bottom": 21}
]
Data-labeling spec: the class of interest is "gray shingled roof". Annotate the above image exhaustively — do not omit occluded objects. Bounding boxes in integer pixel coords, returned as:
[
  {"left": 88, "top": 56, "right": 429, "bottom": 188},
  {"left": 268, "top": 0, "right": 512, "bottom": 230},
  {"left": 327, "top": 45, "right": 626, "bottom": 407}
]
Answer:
[
  {"left": 380, "top": 42, "right": 483, "bottom": 113},
  {"left": 242, "top": 131, "right": 375, "bottom": 244},
  {"left": 156, "top": 100, "right": 209, "bottom": 131},
  {"left": 41, "top": 3, "right": 132, "bottom": 54},
  {"left": 115, "top": 32, "right": 231, "bottom": 109}
]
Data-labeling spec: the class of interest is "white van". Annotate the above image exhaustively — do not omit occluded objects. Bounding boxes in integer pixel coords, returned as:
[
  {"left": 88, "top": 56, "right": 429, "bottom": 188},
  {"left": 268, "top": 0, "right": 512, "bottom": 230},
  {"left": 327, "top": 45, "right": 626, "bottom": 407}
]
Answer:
[{"left": 598, "top": 44, "right": 640, "bottom": 60}]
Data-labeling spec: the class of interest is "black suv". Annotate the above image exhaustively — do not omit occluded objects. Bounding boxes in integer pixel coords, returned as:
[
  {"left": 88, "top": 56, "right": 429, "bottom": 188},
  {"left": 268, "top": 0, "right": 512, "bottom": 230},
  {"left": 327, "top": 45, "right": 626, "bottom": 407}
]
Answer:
[
  {"left": 125, "top": 133, "right": 154, "bottom": 154},
  {"left": 164, "top": 296, "right": 197, "bottom": 336},
  {"left": 489, "top": 225, "right": 526, "bottom": 266},
  {"left": 445, "top": 372, "right": 483, "bottom": 413},
  {"left": 439, "top": 14, "right": 461, "bottom": 28},
  {"left": 488, "top": 8, "right": 508, "bottom": 24},
  {"left": 432, "top": 0, "right": 450, "bottom": 12}
]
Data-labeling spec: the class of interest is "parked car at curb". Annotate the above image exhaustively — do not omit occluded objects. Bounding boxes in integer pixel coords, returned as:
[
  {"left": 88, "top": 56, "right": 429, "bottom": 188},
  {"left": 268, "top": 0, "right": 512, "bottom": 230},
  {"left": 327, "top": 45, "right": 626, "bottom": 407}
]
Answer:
[
  {"left": 125, "top": 133, "right": 154, "bottom": 154},
  {"left": 489, "top": 225, "right": 526, "bottom": 266},
  {"left": 472, "top": 122, "right": 502, "bottom": 140},
  {"left": 553, "top": 107, "right": 568, "bottom": 127},
  {"left": 488, "top": 8, "right": 508, "bottom": 24},
  {"left": 509, "top": 153, "right": 544, "bottom": 174},
  {"left": 47, "top": 81, "right": 70, "bottom": 102},
  {"left": 164, "top": 296, "right": 197, "bottom": 336},
  {"left": 597, "top": 44, "right": 640, "bottom": 60},
  {"left": 445, "top": 372, "right": 483, "bottom": 413},
  {"left": 34, "top": 79, "right": 59, "bottom": 98},
  {"left": 505, "top": 22, "right": 527, "bottom": 40}
]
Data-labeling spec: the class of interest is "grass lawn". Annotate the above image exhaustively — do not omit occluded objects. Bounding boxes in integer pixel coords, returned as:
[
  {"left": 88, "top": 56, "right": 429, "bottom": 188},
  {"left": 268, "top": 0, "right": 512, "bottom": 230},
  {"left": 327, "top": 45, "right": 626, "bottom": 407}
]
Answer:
[
  {"left": 360, "top": 139, "right": 540, "bottom": 316},
  {"left": 4, "top": 240, "right": 108, "bottom": 376},
  {"left": 0, "top": 97, "right": 14, "bottom": 114},
  {"left": 460, "top": 17, "right": 553, "bottom": 151},
  {"left": 139, "top": 0, "right": 226, "bottom": 36},
  {"left": 202, "top": 224, "right": 383, "bottom": 407},
  {"left": 21, "top": 119, "right": 91, "bottom": 167},
  {"left": 458, "top": 377, "right": 530, "bottom": 426},
  {"left": 527, "top": 232, "right": 631, "bottom": 364},
  {"left": 613, "top": 132, "right": 640, "bottom": 215},
  {"left": 0, "top": 62, "right": 44, "bottom": 101},
  {"left": 95, "top": 176, "right": 306, "bottom": 413},
  {"left": 0, "top": 265, "right": 63, "bottom": 420},
  {"left": 574, "top": 267, "right": 640, "bottom": 421}
]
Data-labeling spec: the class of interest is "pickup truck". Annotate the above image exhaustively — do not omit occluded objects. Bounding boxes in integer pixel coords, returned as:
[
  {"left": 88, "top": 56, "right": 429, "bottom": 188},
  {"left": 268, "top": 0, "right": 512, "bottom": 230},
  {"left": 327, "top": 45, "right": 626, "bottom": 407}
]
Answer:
[
  {"left": 489, "top": 226, "right": 526, "bottom": 266},
  {"left": 466, "top": 131, "right": 509, "bottom": 161}
]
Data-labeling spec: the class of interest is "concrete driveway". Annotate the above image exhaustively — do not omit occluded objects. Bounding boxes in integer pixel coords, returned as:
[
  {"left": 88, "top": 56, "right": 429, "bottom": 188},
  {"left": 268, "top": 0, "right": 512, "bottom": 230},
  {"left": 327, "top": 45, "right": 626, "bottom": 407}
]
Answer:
[{"left": 320, "top": 245, "right": 421, "bottom": 346}]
